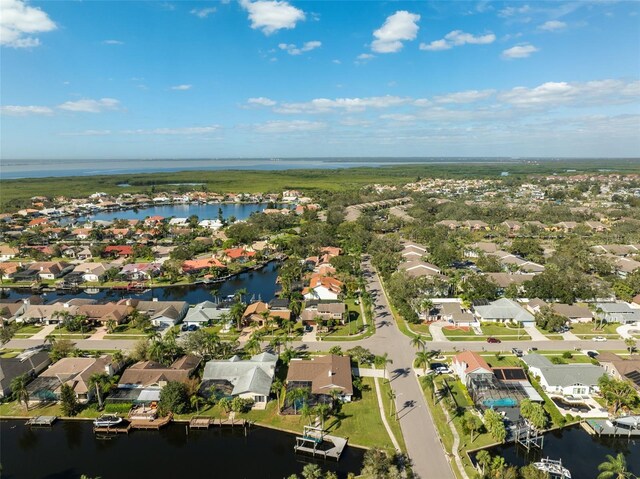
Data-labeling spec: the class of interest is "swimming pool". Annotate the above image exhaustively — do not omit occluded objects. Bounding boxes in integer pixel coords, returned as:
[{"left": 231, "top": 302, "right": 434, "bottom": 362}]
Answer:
[{"left": 483, "top": 398, "right": 518, "bottom": 407}]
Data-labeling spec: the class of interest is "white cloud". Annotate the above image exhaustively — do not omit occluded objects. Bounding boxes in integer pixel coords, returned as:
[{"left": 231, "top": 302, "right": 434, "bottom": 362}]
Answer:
[
  {"left": 125, "top": 125, "right": 220, "bottom": 135},
  {"left": 60, "top": 129, "right": 112, "bottom": 136},
  {"left": 253, "top": 120, "right": 326, "bottom": 133},
  {"left": 274, "top": 95, "right": 412, "bottom": 114},
  {"left": 356, "top": 53, "right": 374, "bottom": 60},
  {"left": 58, "top": 98, "right": 121, "bottom": 113},
  {"left": 420, "top": 30, "right": 495, "bottom": 51},
  {"left": 539, "top": 20, "right": 567, "bottom": 31},
  {"left": 0, "top": 0, "right": 57, "bottom": 48},
  {"left": 0, "top": 105, "right": 53, "bottom": 116},
  {"left": 190, "top": 7, "right": 216, "bottom": 18},
  {"left": 278, "top": 40, "right": 321, "bottom": 55},
  {"left": 434, "top": 89, "right": 496, "bottom": 104},
  {"left": 498, "top": 79, "right": 640, "bottom": 108},
  {"left": 499, "top": 5, "right": 531, "bottom": 17},
  {"left": 171, "top": 84, "right": 192, "bottom": 91},
  {"left": 247, "top": 97, "right": 277, "bottom": 107},
  {"left": 332, "top": 59, "right": 341, "bottom": 64},
  {"left": 102, "top": 39, "right": 124, "bottom": 45},
  {"left": 239, "top": 0, "right": 305, "bottom": 35},
  {"left": 501, "top": 43, "right": 539, "bottom": 59},
  {"left": 371, "top": 11, "right": 420, "bottom": 53}
]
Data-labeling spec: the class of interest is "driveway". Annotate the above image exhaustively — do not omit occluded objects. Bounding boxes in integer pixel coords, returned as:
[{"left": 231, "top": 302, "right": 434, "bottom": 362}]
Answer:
[
  {"left": 29, "top": 324, "right": 57, "bottom": 340},
  {"left": 429, "top": 322, "right": 449, "bottom": 342},
  {"left": 617, "top": 323, "right": 640, "bottom": 340},
  {"left": 524, "top": 326, "right": 550, "bottom": 342}
]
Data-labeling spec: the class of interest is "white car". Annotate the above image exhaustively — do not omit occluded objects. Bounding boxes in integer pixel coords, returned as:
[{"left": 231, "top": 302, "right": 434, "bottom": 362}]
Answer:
[{"left": 593, "top": 336, "right": 607, "bottom": 342}]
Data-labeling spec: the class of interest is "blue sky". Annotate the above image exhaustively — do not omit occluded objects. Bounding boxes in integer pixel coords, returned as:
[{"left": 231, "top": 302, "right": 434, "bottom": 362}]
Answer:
[{"left": 1, "top": 0, "right": 639, "bottom": 159}]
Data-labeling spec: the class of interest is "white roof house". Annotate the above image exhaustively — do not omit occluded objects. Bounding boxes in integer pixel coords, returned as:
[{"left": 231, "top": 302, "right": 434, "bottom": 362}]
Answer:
[
  {"left": 201, "top": 352, "right": 277, "bottom": 407},
  {"left": 183, "top": 301, "right": 229, "bottom": 326},
  {"left": 522, "top": 354, "right": 605, "bottom": 397},
  {"left": 473, "top": 298, "right": 535, "bottom": 325},
  {"left": 595, "top": 302, "right": 640, "bottom": 324}
]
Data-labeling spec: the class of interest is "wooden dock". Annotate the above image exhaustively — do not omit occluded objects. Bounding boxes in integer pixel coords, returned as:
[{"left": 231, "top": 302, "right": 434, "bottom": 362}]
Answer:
[
  {"left": 26, "top": 416, "right": 57, "bottom": 427},
  {"left": 94, "top": 423, "right": 132, "bottom": 434},
  {"left": 130, "top": 413, "right": 172, "bottom": 430},
  {"left": 189, "top": 417, "right": 212, "bottom": 429},
  {"left": 188, "top": 415, "right": 249, "bottom": 429},
  {"left": 583, "top": 418, "right": 640, "bottom": 438},
  {"left": 294, "top": 434, "right": 348, "bottom": 461}
]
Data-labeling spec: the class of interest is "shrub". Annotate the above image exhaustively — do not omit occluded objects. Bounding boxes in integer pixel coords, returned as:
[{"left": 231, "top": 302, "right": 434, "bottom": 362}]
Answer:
[
  {"left": 104, "top": 402, "right": 133, "bottom": 414},
  {"left": 562, "top": 351, "right": 573, "bottom": 359}
]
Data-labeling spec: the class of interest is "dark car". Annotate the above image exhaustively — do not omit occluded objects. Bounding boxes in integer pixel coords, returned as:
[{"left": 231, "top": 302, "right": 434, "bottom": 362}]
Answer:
[
  {"left": 187, "top": 324, "right": 198, "bottom": 331},
  {"left": 586, "top": 350, "right": 598, "bottom": 359},
  {"left": 511, "top": 348, "right": 523, "bottom": 357},
  {"left": 487, "top": 337, "right": 501, "bottom": 343},
  {"left": 181, "top": 324, "right": 189, "bottom": 332}
]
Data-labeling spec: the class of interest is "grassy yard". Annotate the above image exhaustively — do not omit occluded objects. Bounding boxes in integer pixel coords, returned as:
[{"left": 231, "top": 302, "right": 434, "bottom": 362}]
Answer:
[
  {"left": 569, "top": 322, "right": 620, "bottom": 339},
  {"left": 535, "top": 326, "right": 564, "bottom": 340},
  {"left": 16, "top": 325, "right": 44, "bottom": 335},
  {"left": 318, "top": 299, "right": 366, "bottom": 339},
  {"left": 0, "top": 400, "right": 102, "bottom": 419},
  {"left": 378, "top": 378, "right": 408, "bottom": 452}
]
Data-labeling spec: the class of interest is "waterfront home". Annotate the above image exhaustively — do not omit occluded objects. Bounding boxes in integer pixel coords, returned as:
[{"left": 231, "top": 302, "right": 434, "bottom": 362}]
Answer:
[
  {"left": 0, "top": 349, "right": 51, "bottom": 398},
  {"left": 25, "top": 261, "right": 71, "bottom": 280},
  {"left": 522, "top": 354, "right": 605, "bottom": 397},
  {"left": 118, "top": 355, "right": 200, "bottom": 390},
  {"left": 19, "top": 303, "right": 74, "bottom": 324},
  {"left": 70, "top": 263, "right": 109, "bottom": 283},
  {"left": 72, "top": 228, "right": 92, "bottom": 240},
  {"left": 303, "top": 275, "right": 344, "bottom": 301},
  {"left": 473, "top": 298, "right": 535, "bottom": 326},
  {"left": 27, "top": 355, "right": 115, "bottom": 404},
  {"left": 119, "top": 262, "right": 161, "bottom": 281},
  {"left": 118, "top": 299, "right": 189, "bottom": 328},
  {"left": 242, "top": 301, "right": 270, "bottom": 327},
  {"left": 597, "top": 352, "right": 640, "bottom": 392},
  {"left": 183, "top": 301, "right": 229, "bottom": 328},
  {"left": 525, "top": 299, "right": 594, "bottom": 323},
  {"left": 200, "top": 352, "right": 277, "bottom": 408},
  {"left": 0, "top": 262, "right": 21, "bottom": 280},
  {"left": 198, "top": 219, "right": 223, "bottom": 230},
  {"left": 222, "top": 247, "right": 256, "bottom": 263},
  {"left": 181, "top": 258, "right": 225, "bottom": 275},
  {"left": 77, "top": 303, "right": 132, "bottom": 325},
  {"left": 595, "top": 302, "right": 640, "bottom": 324},
  {"left": 0, "top": 300, "right": 29, "bottom": 322},
  {"left": 452, "top": 351, "right": 493, "bottom": 386},
  {"left": 286, "top": 355, "right": 353, "bottom": 403}
]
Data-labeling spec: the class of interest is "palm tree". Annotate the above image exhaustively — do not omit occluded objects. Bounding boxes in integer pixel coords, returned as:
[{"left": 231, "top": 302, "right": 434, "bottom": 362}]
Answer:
[
  {"left": 300, "top": 402, "right": 314, "bottom": 425},
  {"left": 218, "top": 397, "right": 232, "bottom": 415},
  {"left": 190, "top": 394, "right": 204, "bottom": 414},
  {"left": 475, "top": 449, "right": 491, "bottom": 476},
  {"left": 230, "top": 301, "right": 246, "bottom": 331},
  {"left": 386, "top": 389, "right": 397, "bottom": 420},
  {"left": 314, "top": 403, "right": 332, "bottom": 430},
  {"left": 10, "top": 374, "right": 30, "bottom": 411},
  {"left": 88, "top": 372, "right": 111, "bottom": 410},
  {"left": 288, "top": 387, "right": 310, "bottom": 414},
  {"left": 269, "top": 335, "right": 284, "bottom": 354},
  {"left": 105, "top": 319, "right": 117, "bottom": 334},
  {"left": 597, "top": 453, "right": 632, "bottom": 479},
  {"left": 414, "top": 351, "right": 431, "bottom": 372},
  {"left": 410, "top": 334, "right": 426, "bottom": 351},
  {"left": 374, "top": 353, "right": 393, "bottom": 382},
  {"left": 271, "top": 378, "right": 284, "bottom": 412},
  {"left": 423, "top": 374, "right": 435, "bottom": 402}
]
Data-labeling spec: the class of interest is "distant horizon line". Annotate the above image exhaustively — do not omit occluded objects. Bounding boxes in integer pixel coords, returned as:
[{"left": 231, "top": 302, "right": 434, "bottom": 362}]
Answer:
[{"left": 6, "top": 156, "right": 640, "bottom": 161}]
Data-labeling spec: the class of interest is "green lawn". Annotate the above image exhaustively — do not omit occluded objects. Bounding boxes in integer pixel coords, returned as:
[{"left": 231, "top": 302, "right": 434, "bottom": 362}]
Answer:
[
  {"left": 16, "top": 325, "right": 44, "bottom": 335},
  {"left": 569, "top": 323, "right": 620, "bottom": 339},
  {"left": 318, "top": 300, "right": 366, "bottom": 339},
  {"left": 0, "top": 400, "right": 101, "bottom": 419},
  {"left": 378, "top": 378, "right": 407, "bottom": 452}
]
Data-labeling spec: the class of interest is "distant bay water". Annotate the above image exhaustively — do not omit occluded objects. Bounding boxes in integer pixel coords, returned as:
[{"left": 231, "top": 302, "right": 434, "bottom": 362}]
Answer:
[{"left": 1, "top": 157, "right": 517, "bottom": 179}]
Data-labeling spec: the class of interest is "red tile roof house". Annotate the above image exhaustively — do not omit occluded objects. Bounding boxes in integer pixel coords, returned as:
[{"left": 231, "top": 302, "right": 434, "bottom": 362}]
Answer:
[
  {"left": 302, "top": 275, "right": 344, "bottom": 301},
  {"left": 222, "top": 248, "right": 256, "bottom": 263},
  {"left": 144, "top": 215, "right": 165, "bottom": 225},
  {"left": 181, "top": 258, "right": 225, "bottom": 275},
  {"left": 452, "top": 350, "right": 493, "bottom": 386},
  {"left": 26, "top": 261, "right": 71, "bottom": 280},
  {"left": 104, "top": 245, "right": 134, "bottom": 258}
]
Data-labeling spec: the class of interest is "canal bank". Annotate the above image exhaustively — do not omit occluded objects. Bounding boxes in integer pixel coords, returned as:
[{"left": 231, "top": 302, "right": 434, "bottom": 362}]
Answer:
[{"left": 0, "top": 419, "right": 365, "bottom": 479}]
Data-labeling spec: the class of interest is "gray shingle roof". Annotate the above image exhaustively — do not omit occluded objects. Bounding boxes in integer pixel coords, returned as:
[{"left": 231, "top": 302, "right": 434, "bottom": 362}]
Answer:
[{"left": 202, "top": 353, "right": 277, "bottom": 397}]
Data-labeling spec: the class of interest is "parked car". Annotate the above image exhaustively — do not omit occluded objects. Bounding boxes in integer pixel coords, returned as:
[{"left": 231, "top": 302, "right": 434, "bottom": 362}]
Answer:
[
  {"left": 487, "top": 337, "right": 501, "bottom": 343},
  {"left": 434, "top": 366, "right": 452, "bottom": 375},
  {"left": 187, "top": 324, "right": 198, "bottom": 331},
  {"left": 593, "top": 336, "right": 607, "bottom": 342},
  {"left": 511, "top": 348, "right": 523, "bottom": 357},
  {"left": 527, "top": 347, "right": 538, "bottom": 352},
  {"left": 586, "top": 350, "right": 598, "bottom": 359},
  {"left": 180, "top": 324, "right": 189, "bottom": 331}
]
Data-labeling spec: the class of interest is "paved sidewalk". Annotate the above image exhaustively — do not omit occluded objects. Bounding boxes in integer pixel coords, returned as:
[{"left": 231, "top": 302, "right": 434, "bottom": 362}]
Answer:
[
  {"left": 352, "top": 367, "right": 385, "bottom": 378},
  {"left": 372, "top": 376, "right": 401, "bottom": 452}
]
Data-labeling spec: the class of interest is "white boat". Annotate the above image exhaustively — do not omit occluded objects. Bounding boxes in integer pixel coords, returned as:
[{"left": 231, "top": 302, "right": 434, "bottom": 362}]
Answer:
[
  {"left": 533, "top": 458, "right": 571, "bottom": 479},
  {"left": 93, "top": 414, "right": 123, "bottom": 427}
]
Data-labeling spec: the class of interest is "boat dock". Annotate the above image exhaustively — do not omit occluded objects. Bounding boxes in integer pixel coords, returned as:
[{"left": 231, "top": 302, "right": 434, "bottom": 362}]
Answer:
[
  {"left": 93, "top": 423, "right": 132, "bottom": 434},
  {"left": 583, "top": 417, "right": 640, "bottom": 438},
  {"left": 26, "top": 416, "right": 57, "bottom": 427},
  {"left": 130, "top": 413, "right": 172, "bottom": 430},
  {"left": 294, "top": 426, "right": 348, "bottom": 461},
  {"left": 188, "top": 414, "right": 250, "bottom": 429}
]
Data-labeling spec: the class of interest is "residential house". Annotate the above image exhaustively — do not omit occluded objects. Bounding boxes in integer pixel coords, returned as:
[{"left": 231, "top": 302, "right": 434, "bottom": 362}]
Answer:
[
  {"left": 465, "top": 242, "right": 498, "bottom": 258},
  {"left": 502, "top": 221, "right": 522, "bottom": 233},
  {"left": 242, "top": 301, "right": 270, "bottom": 327},
  {"left": 429, "top": 302, "right": 475, "bottom": 325},
  {"left": 183, "top": 301, "right": 229, "bottom": 328},
  {"left": 104, "top": 245, "right": 134, "bottom": 258},
  {"left": 0, "top": 245, "right": 19, "bottom": 261},
  {"left": 525, "top": 299, "right": 593, "bottom": 323},
  {"left": 26, "top": 261, "right": 71, "bottom": 280},
  {"left": 595, "top": 302, "right": 640, "bottom": 324},
  {"left": 554, "top": 221, "right": 578, "bottom": 232},
  {"left": 0, "top": 349, "right": 51, "bottom": 398},
  {"left": 181, "top": 258, "right": 225, "bottom": 275},
  {"left": 435, "top": 220, "right": 459, "bottom": 230},
  {"left": 463, "top": 220, "right": 490, "bottom": 231},
  {"left": 119, "top": 299, "right": 189, "bottom": 328},
  {"left": 585, "top": 221, "right": 609, "bottom": 232},
  {"left": 485, "top": 273, "right": 535, "bottom": 291},
  {"left": 399, "top": 260, "right": 447, "bottom": 279},
  {"left": 200, "top": 352, "right": 277, "bottom": 408},
  {"left": 222, "top": 247, "right": 256, "bottom": 263},
  {"left": 286, "top": 355, "right": 353, "bottom": 402},
  {"left": 473, "top": 298, "right": 535, "bottom": 325},
  {"left": 401, "top": 243, "right": 427, "bottom": 262},
  {"left": 0, "top": 262, "right": 21, "bottom": 281},
  {"left": 452, "top": 350, "right": 493, "bottom": 386},
  {"left": 522, "top": 354, "right": 605, "bottom": 397},
  {"left": 303, "top": 275, "right": 344, "bottom": 301},
  {"left": 77, "top": 303, "right": 132, "bottom": 325},
  {"left": 597, "top": 352, "right": 640, "bottom": 392},
  {"left": 71, "top": 263, "right": 108, "bottom": 283},
  {"left": 198, "top": 219, "right": 223, "bottom": 230},
  {"left": 27, "top": 355, "right": 115, "bottom": 403},
  {"left": 119, "top": 263, "right": 161, "bottom": 281},
  {"left": 19, "top": 303, "right": 74, "bottom": 324}
]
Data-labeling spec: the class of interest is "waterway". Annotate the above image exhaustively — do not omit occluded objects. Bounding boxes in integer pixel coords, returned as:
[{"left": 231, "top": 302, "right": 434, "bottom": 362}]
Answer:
[
  {"left": 62, "top": 202, "right": 274, "bottom": 224},
  {"left": 480, "top": 425, "right": 640, "bottom": 477},
  {"left": 0, "top": 261, "right": 281, "bottom": 305},
  {"left": 0, "top": 420, "right": 364, "bottom": 479}
]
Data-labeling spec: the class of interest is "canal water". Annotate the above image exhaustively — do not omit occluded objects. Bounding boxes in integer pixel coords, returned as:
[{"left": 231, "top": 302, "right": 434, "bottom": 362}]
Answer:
[
  {"left": 0, "top": 420, "right": 365, "bottom": 479},
  {"left": 481, "top": 425, "right": 640, "bottom": 478},
  {"left": 0, "top": 262, "right": 281, "bottom": 305},
  {"left": 63, "top": 202, "right": 273, "bottom": 224}
]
